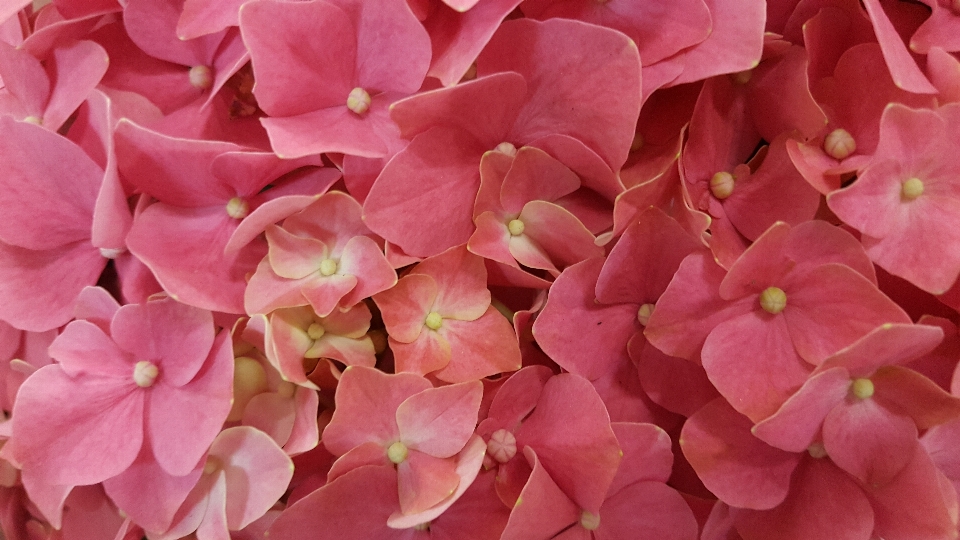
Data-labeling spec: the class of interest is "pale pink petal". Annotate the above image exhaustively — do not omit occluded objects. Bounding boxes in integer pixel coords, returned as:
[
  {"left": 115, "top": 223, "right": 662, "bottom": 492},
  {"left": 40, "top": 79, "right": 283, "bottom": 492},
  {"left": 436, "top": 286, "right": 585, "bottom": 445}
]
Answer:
[
  {"left": 265, "top": 226, "right": 328, "bottom": 280},
  {"left": 396, "top": 450, "right": 461, "bottom": 515},
  {"left": 337, "top": 235, "right": 397, "bottom": 307},
  {"left": 432, "top": 307, "right": 522, "bottom": 383},
  {"left": 398, "top": 381, "right": 482, "bottom": 458},
  {"left": 391, "top": 331, "right": 452, "bottom": 376},
  {"left": 374, "top": 273, "right": 437, "bottom": 343},
  {"left": 499, "top": 447, "right": 579, "bottom": 540}
]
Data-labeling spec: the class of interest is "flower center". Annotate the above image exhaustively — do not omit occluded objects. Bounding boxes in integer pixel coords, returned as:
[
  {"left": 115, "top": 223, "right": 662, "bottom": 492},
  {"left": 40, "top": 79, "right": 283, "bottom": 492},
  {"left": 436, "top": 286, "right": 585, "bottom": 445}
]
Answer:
[
  {"left": 319, "top": 258, "right": 338, "bottom": 276},
  {"left": 807, "top": 442, "right": 828, "bottom": 459},
  {"left": 387, "top": 441, "right": 408, "bottom": 464},
  {"left": 133, "top": 361, "right": 159, "bottom": 388},
  {"left": 226, "top": 197, "right": 249, "bottom": 219},
  {"left": 507, "top": 219, "right": 525, "bottom": 236},
  {"left": 486, "top": 429, "right": 517, "bottom": 463},
  {"left": 425, "top": 311, "right": 443, "bottom": 331},
  {"left": 851, "top": 378, "right": 874, "bottom": 400},
  {"left": 346, "top": 87, "right": 371, "bottom": 115},
  {"left": 759, "top": 287, "right": 787, "bottom": 314},
  {"left": 307, "top": 323, "right": 325, "bottom": 340},
  {"left": 709, "top": 171, "right": 735, "bottom": 199},
  {"left": 901, "top": 177, "right": 924, "bottom": 200},
  {"left": 637, "top": 303, "right": 655, "bottom": 326},
  {"left": 23, "top": 116, "right": 42, "bottom": 125},
  {"left": 494, "top": 141, "right": 518, "bottom": 156},
  {"left": 823, "top": 128, "right": 856, "bottom": 160},
  {"left": 189, "top": 65, "right": 213, "bottom": 90},
  {"left": 580, "top": 511, "right": 601, "bottom": 530}
]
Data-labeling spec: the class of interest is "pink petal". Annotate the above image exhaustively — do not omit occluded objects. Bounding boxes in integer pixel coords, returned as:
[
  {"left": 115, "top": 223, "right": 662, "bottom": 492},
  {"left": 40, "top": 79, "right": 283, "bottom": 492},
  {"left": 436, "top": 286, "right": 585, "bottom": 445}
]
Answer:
[
  {"left": 321, "top": 366, "right": 431, "bottom": 455},
  {"left": 397, "top": 450, "right": 461, "bottom": 515},
  {"left": 177, "top": 0, "right": 247, "bottom": 39},
  {"left": 73, "top": 285, "right": 120, "bottom": 333},
  {"left": 110, "top": 297, "right": 215, "bottom": 387},
  {"left": 817, "top": 322, "right": 944, "bottom": 378},
  {"left": 0, "top": 40, "right": 49, "bottom": 117},
  {"left": 702, "top": 311, "right": 813, "bottom": 422},
  {"left": 391, "top": 331, "right": 452, "bottom": 377},
  {"left": 8, "top": 365, "right": 143, "bottom": 486},
  {"left": 363, "top": 127, "right": 486, "bottom": 257},
  {"left": 499, "top": 147, "right": 580, "bottom": 213},
  {"left": 336, "top": 235, "right": 398, "bottom": 308},
  {"left": 209, "top": 426, "right": 294, "bottom": 530},
  {"left": 412, "top": 245, "right": 491, "bottom": 321},
  {"left": 49, "top": 319, "right": 131, "bottom": 378},
  {"left": 668, "top": 0, "right": 765, "bottom": 85},
  {"left": 499, "top": 447, "right": 579, "bottom": 540},
  {"left": 518, "top": 373, "right": 621, "bottom": 513},
  {"left": 516, "top": 201, "right": 603, "bottom": 272},
  {"left": 124, "top": 0, "right": 225, "bottom": 66},
  {"left": 681, "top": 399, "right": 800, "bottom": 510},
  {"left": 147, "top": 331, "right": 234, "bottom": 476},
  {"left": 751, "top": 367, "right": 851, "bottom": 452},
  {"left": 397, "top": 381, "right": 482, "bottom": 458},
  {"left": 432, "top": 307, "right": 522, "bottom": 383},
  {"left": 327, "top": 441, "right": 393, "bottom": 483},
  {"left": 0, "top": 117, "right": 100, "bottom": 250},
  {"left": 244, "top": 258, "right": 312, "bottom": 316},
  {"left": 608, "top": 422, "right": 675, "bottom": 493},
  {"left": 861, "top": 0, "right": 937, "bottom": 94},
  {"left": 732, "top": 456, "right": 874, "bottom": 540},
  {"left": 599, "top": 481, "right": 699, "bottom": 540},
  {"left": 374, "top": 273, "right": 437, "bottom": 343},
  {"left": 259, "top": 98, "right": 398, "bottom": 159},
  {"left": 43, "top": 40, "right": 109, "bottom": 130},
  {"left": 268, "top": 465, "right": 401, "bottom": 540},
  {"left": 872, "top": 365, "right": 960, "bottom": 429},
  {"left": 822, "top": 397, "right": 918, "bottom": 487},
  {"left": 241, "top": 392, "right": 296, "bottom": 448},
  {"left": 0, "top": 240, "right": 106, "bottom": 332},
  {"left": 467, "top": 211, "right": 517, "bottom": 268},
  {"left": 477, "top": 18, "right": 642, "bottom": 170},
  {"left": 265, "top": 225, "right": 328, "bottom": 280}
]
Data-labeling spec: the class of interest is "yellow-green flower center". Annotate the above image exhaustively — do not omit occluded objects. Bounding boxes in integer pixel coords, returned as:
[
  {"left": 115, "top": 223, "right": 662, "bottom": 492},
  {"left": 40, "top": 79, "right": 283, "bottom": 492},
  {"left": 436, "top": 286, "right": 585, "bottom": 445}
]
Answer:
[
  {"left": 710, "top": 171, "right": 735, "bottom": 199},
  {"left": 133, "top": 361, "right": 159, "bottom": 388},
  {"left": 387, "top": 441, "right": 408, "bottom": 464},
  {"left": 759, "top": 287, "right": 787, "bottom": 314},
  {"left": 507, "top": 219, "right": 525, "bottom": 236},
  {"left": 346, "top": 87, "right": 371, "bottom": 115},
  {"left": 425, "top": 311, "right": 443, "bottom": 331},
  {"left": 901, "top": 177, "right": 924, "bottom": 200},
  {"left": 851, "top": 378, "right": 874, "bottom": 399}
]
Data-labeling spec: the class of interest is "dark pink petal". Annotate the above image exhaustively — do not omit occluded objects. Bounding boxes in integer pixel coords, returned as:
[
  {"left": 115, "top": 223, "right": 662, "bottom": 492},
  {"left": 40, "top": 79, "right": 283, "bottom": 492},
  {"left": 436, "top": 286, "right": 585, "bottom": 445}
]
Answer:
[
  {"left": 680, "top": 399, "right": 800, "bottom": 510},
  {"left": 327, "top": 441, "right": 393, "bottom": 482},
  {"left": 0, "top": 117, "right": 100, "bottom": 250},
  {"left": 480, "top": 365, "right": 553, "bottom": 433},
  {"left": 644, "top": 252, "right": 753, "bottom": 361},
  {"left": 861, "top": 0, "right": 937, "bottom": 94},
  {"left": 702, "top": 311, "right": 812, "bottom": 422},
  {"left": 398, "top": 381, "right": 482, "bottom": 458},
  {"left": 716, "top": 222, "right": 793, "bottom": 300},
  {"left": 817, "top": 323, "right": 944, "bottom": 378},
  {"left": 178, "top": 0, "right": 247, "bottom": 39},
  {"left": 668, "top": 0, "right": 765, "bottom": 85},
  {"left": 363, "top": 127, "right": 486, "bottom": 257},
  {"left": 126, "top": 204, "right": 264, "bottom": 314},
  {"left": 478, "top": 18, "right": 642, "bottom": 170},
  {"left": 8, "top": 365, "right": 143, "bottom": 486},
  {"left": 783, "top": 220, "right": 877, "bottom": 283},
  {"left": 500, "top": 447, "right": 579, "bottom": 540},
  {"left": 124, "top": 0, "right": 225, "bottom": 66},
  {"left": 822, "top": 397, "right": 918, "bottom": 488},
  {"left": 633, "top": 334, "right": 720, "bottom": 418},
  {"left": 867, "top": 443, "right": 959, "bottom": 540},
  {"left": 516, "top": 201, "right": 603, "bottom": 273},
  {"left": 115, "top": 120, "right": 240, "bottom": 207},
  {"left": 751, "top": 367, "right": 851, "bottom": 452},
  {"left": 598, "top": 481, "right": 699, "bottom": 540},
  {"left": 534, "top": 258, "right": 637, "bottom": 381},
  {"left": 0, "top": 41, "right": 49, "bottom": 117},
  {"left": 49, "top": 320, "right": 131, "bottom": 378},
  {"left": 374, "top": 273, "right": 437, "bottom": 343},
  {"left": 268, "top": 465, "right": 401, "bottom": 540},
  {"left": 239, "top": 0, "right": 353, "bottom": 117},
  {"left": 389, "top": 71, "right": 524, "bottom": 144},
  {"left": 499, "top": 147, "right": 580, "bottom": 213},
  {"left": 872, "top": 366, "right": 960, "bottom": 429},
  {"left": 147, "top": 330, "right": 234, "bottom": 477},
  {"left": 423, "top": 0, "right": 523, "bottom": 87},
  {"left": 322, "top": 366, "right": 431, "bottom": 455},
  {"left": 732, "top": 456, "right": 874, "bottom": 540},
  {"left": 0, "top": 240, "right": 106, "bottom": 332},
  {"left": 397, "top": 449, "right": 461, "bottom": 515},
  {"left": 784, "top": 264, "right": 912, "bottom": 365},
  {"left": 211, "top": 151, "right": 324, "bottom": 201},
  {"left": 597, "top": 207, "right": 702, "bottom": 305},
  {"left": 518, "top": 373, "right": 621, "bottom": 513},
  {"left": 110, "top": 298, "right": 215, "bottom": 387},
  {"left": 405, "top": 464, "right": 508, "bottom": 538},
  {"left": 209, "top": 426, "right": 293, "bottom": 530},
  {"left": 608, "top": 422, "right": 674, "bottom": 494}
]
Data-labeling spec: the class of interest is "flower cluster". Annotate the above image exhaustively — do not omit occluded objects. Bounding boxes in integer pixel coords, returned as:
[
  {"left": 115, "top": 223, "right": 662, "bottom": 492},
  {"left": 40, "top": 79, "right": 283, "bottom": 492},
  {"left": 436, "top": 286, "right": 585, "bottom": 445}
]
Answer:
[{"left": 1, "top": 0, "right": 960, "bottom": 539}]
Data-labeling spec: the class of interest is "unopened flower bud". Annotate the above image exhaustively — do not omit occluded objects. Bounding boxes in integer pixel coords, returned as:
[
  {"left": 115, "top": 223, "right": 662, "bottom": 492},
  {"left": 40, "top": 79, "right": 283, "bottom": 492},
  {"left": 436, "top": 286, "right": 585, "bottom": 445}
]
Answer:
[
  {"left": 710, "top": 171, "right": 735, "bottom": 199},
  {"left": 346, "top": 87, "right": 371, "bottom": 115},
  {"left": 133, "top": 361, "right": 159, "bottom": 387},
  {"left": 189, "top": 65, "right": 213, "bottom": 90},
  {"left": 823, "top": 128, "right": 856, "bottom": 160},
  {"left": 226, "top": 197, "right": 249, "bottom": 219},
  {"left": 759, "top": 287, "right": 786, "bottom": 314}
]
